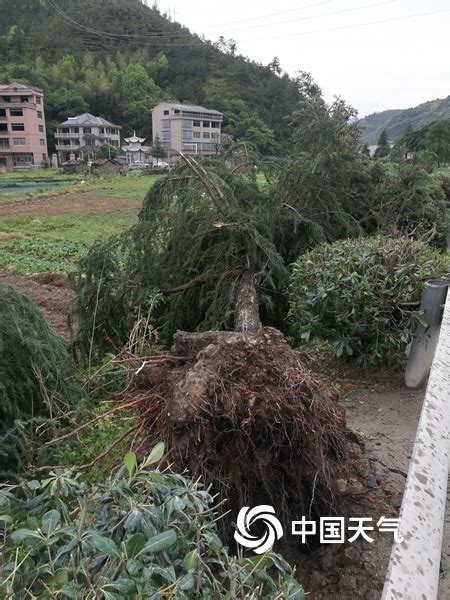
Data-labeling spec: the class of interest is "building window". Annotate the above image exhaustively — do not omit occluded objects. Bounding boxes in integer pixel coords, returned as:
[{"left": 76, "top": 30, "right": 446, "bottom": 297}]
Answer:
[
  {"left": 13, "top": 138, "right": 26, "bottom": 145},
  {"left": 39, "top": 125, "right": 44, "bottom": 133},
  {"left": 42, "top": 153, "right": 46, "bottom": 160},
  {"left": 84, "top": 127, "right": 92, "bottom": 133},
  {"left": 212, "top": 133, "right": 220, "bottom": 139},
  {"left": 203, "top": 132, "right": 211, "bottom": 139},
  {"left": 163, "top": 110, "right": 169, "bottom": 115},
  {"left": 10, "top": 108, "right": 23, "bottom": 117},
  {"left": 20, "top": 96, "right": 29, "bottom": 103},
  {"left": 40, "top": 139, "right": 45, "bottom": 146},
  {"left": 0, "top": 139, "right": 9, "bottom": 148},
  {"left": 0, "top": 124, "right": 7, "bottom": 132},
  {"left": 162, "top": 131, "right": 170, "bottom": 140},
  {"left": 193, "top": 120, "right": 201, "bottom": 127},
  {"left": 36, "top": 96, "right": 42, "bottom": 105},
  {"left": 203, "top": 121, "right": 210, "bottom": 127},
  {"left": 2, "top": 96, "right": 11, "bottom": 102},
  {"left": 0, "top": 109, "right": 5, "bottom": 117},
  {"left": 211, "top": 122, "right": 220, "bottom": 128},
  {"left": 37, "top": 111, "right": 43, "bottom": 119},
  {"left": 12, "top": 123, "right": 25, "bottom": 131},
  {"left": 13, "top": 153, "right": 33, "bottom": 166},
  {"left": 174, "top": 109, "right": 180, "bottom": 114},
  {"left": 193, "top": 131, "right": 201, "bottom": 139}
]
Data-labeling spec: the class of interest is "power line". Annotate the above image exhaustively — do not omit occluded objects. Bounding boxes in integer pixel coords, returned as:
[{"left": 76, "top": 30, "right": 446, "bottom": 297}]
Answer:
[
  {"left": 209, "top": 0, "right": 398, "bottom": 34},
  {"left": 44, "top": 0, "right": 331, "bottom": 40},
  {"left": 241, "top": 5, "right": 450, "bottom": 42},
  {"left": 42, "top": 2, "right": 450, "bottom": 48}
]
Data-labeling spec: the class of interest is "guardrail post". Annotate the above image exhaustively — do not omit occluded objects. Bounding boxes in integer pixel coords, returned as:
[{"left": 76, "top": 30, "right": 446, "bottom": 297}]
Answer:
[{"left": 405, "top": 280, "right": 448, "bottom": 389}]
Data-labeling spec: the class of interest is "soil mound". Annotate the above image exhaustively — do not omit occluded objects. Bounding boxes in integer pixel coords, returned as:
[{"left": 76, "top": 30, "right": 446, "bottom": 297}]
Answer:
[{"left": 131, "top": 328, "right": 357, "bottom": 538}]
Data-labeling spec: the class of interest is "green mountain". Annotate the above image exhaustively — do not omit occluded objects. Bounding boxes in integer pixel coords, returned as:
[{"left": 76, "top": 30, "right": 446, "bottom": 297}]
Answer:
[
  {"left": 359, "top": 96, "right": 450, "bottom": 145},
  {"left": 0, "top": 0, "right": 300, "bottom": 151}
]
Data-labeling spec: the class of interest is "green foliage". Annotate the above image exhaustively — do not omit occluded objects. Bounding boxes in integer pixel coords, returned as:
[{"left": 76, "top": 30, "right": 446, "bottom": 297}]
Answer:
[
  {"left": 96, "top": 143, "right": 119, "bottom": 159},
  {"left": 0, "top": 284, "right": 82, "bottom": 476},
  {"left": 275, "top": 75, "right": 370, "bottom": 244},
  {"left": 395, "top": 118, "right": 450, "bottom": 167},
  {"left": 0, "top": 449, "right": 305, "bottom": 599},
  {"left": 152, "top": 134, "right": 166, "bottom": 160},
  {"left": 374, "top": 128, "right": 390, "bottom": 158},
  {"left": 289, "top": 236, "right": 449, "bottom": 365},
  {"left": 71, "top": 158, "right": 326, "bottom": 357},
  {"left": 369, "top": 160, "right": 448, "bottom": 249}
]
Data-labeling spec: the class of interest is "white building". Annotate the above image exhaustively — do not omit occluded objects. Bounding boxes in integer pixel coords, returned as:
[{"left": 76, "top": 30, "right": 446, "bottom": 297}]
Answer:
[
  {"left": 151, "top": 102, "right": 223, "bottom": 157},
  {"left": 121, "top": 132, "right": 151, "bottom": 165},
  {"left": 55, "top": 113, "right": 121, "bottom": 163}
]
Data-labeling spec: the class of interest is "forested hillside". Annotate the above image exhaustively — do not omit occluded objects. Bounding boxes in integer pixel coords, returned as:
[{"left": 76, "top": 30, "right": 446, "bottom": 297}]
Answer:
[
  {"left": 359, "top": 95, "right": 450, "bottom": 145},
  {"left": 0, "top": 0, "right": 300, "bottom": 152}
]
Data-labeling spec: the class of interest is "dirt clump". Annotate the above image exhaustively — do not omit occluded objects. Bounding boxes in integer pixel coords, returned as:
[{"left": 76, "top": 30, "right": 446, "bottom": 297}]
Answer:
[{"left": 129, "top": 327, "right": 360, "bottom": 540}]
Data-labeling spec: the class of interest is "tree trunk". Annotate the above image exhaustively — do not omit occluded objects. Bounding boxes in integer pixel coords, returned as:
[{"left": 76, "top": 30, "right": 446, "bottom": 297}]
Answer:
[{"left": 234, "top": 270, "right": 262, "bottom": 332}]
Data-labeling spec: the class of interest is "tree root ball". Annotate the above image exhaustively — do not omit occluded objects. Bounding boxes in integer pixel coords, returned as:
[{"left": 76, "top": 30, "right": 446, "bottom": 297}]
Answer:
[{"left": 132, "top": 328, "right": 357, "bottom": 539}]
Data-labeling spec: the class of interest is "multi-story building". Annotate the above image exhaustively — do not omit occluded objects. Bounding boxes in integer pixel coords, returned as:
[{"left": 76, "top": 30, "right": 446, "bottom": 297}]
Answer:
[
  {"left": 55, "top": 113, "right": 121, "bottom": 163},
  {"left": 0, "top": 83, "right": 48, "bottom": 169},
  {"left": 152, "top": 102, "right": 223, "bottom": 158}
]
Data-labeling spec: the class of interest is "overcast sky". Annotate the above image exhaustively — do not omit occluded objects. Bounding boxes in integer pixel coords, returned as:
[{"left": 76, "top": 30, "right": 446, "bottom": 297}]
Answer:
[{"left": 154, "top": 0, "right": 450, "bottom": 117}]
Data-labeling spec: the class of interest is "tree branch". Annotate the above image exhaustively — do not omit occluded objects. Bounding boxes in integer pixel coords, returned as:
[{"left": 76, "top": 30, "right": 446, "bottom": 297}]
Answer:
[{"left": 161, "top": 268, "right": 243, "bottom": 294}]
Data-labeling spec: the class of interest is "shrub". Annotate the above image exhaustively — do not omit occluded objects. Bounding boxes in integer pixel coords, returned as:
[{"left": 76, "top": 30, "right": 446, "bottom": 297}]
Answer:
[
  {"left": 0, "top": 446, "right": 305, "bottom": 599},
  {"left": 0, "top": 284, "right": 82, "bottom": 477},
  {"left": 289, "top": 236, "right": 449, "bottom": 365}
]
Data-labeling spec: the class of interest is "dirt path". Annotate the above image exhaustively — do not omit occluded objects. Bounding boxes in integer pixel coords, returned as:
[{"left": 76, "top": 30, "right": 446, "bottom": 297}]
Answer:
[
  {"left": 0, "top": 190, "right": 140, "bottom": 218},
  {"left": 295, "top": 383, "right": 423, "bottom": 599}
]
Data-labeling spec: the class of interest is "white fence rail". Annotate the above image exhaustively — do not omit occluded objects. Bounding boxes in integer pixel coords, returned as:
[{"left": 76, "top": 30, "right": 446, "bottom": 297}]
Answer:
[{"left": 382, "top": 289, "right": 450, "bottom": 599}]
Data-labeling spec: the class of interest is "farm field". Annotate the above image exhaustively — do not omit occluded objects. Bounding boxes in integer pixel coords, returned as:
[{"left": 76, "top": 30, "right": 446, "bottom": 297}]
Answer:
[{"left": 0, "top": 172, "right": 158, "bottom": 274}]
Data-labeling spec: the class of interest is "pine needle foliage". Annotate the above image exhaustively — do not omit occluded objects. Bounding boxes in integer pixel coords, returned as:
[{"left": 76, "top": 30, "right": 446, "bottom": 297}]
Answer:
[
  {"left": 72, "top": 157, "right": 325, "bottom": 358},
  {"left": 0, "top": 284, "right": 81, "bottom": 477}
]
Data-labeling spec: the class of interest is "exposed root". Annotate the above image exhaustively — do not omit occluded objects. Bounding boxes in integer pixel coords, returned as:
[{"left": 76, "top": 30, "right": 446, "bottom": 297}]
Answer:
[{"left": 128, "top": 328, "right": 357, "bottom": 539}]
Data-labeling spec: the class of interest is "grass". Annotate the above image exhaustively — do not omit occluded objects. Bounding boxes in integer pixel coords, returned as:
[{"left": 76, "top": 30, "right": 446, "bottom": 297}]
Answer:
[
  {"left": 86, "top": 172, "right": 159, "bottom": 200},
  {"left": 0, "top": 213, "right": 137, "bottom": 275},
  {"left": 0, "top": 171, "right": 158, "bottom": 275}
]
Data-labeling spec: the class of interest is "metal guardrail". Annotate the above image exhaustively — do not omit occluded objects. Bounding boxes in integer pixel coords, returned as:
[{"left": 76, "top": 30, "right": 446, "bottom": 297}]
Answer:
[{"left": 382, "top": 285, "right": 450, "bottom": 599}]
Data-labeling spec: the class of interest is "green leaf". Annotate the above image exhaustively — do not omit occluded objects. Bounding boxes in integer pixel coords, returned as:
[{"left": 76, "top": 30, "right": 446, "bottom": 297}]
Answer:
[
  {"left": 123, "top": 451, "right": 137, "bottom": 479},
  {"left": 179, "top": 573, "right": 195, "bottom": 591},
  {"left": 50, "top": 568, "right": 69, "bottom": 586},
  {"left": 42, "top": 509, "right": 60, "bottom": 535},
  {"left": 11, "top": 528, "right": 41, "bottom": 543},
  {"left": 240, "top": 554, "right": 274, "bottom": 573},
  {"left": 202, "top": 531, "right": 223, "bottom": 553},
  {"left": 0, "top": 514, "right": 13, "bottom": 523},
  {"left": 143, "top": 442, "right": 165, "bottom": 467},
  {"left": 137, "top": 529, "right": 177, "bottom": 556},
  {"left": 182, "top": 549, "right": 199, "bottom": 572},
  {"left": 126, "top": 532, "right": 146, "bottom": 558},
  {"left": 91, "top": 534, "right": 119, "bottom": 557}
]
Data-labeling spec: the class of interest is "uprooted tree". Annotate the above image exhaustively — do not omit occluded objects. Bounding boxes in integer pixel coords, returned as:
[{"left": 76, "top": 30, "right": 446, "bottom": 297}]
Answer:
[
  {"left": 72, "top": 77, "right": 369, "bottom": 357},
  {"left": 68, "top": 78, "right": 375, "bottom": 541}
]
